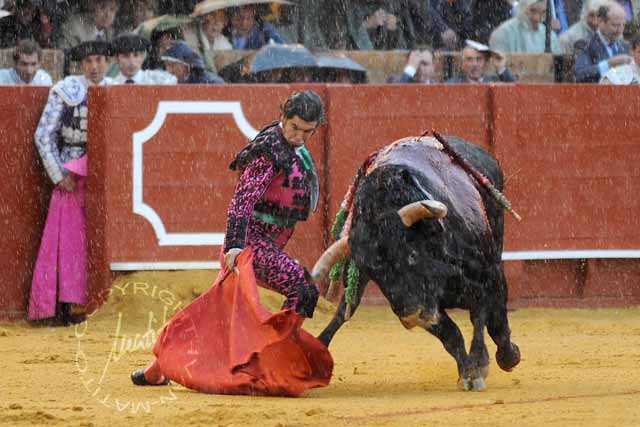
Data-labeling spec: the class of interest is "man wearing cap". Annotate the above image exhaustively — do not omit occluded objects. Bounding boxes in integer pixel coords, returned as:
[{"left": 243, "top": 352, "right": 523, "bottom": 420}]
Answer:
[
  {"left": 28, "top": 40, "right": 113, "bottom": 325},
  {"left": 447, "top": 40, "right": 517, "bottom": 83},
  {"left": 162, "top": 40, "right": 224, "bottom": 84},
  {"left": 112, "top": 33, "right": 176, "bottom": 84},
  {"left": 0, "top": 39, "right": 52, "bottom": 85}
]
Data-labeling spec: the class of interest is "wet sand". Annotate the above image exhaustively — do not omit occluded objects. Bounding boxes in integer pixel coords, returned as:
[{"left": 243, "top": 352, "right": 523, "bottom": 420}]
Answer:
[{"left": 1, "top": 270, "right": 639, "bottom": 427}]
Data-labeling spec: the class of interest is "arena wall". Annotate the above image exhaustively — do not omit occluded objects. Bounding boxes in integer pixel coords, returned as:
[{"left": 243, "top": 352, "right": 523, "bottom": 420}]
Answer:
[{"left": 2, "top": 84, "right": 639, "bottom": 320}]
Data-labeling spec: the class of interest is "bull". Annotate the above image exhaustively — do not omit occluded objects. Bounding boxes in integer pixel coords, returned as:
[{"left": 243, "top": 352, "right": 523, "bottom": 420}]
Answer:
[{"left": 313, "top": 135, "right": 521, "bottom": 391}]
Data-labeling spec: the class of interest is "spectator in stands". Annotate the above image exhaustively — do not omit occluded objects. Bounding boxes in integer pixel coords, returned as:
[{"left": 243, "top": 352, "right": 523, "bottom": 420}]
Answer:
[
  {"left": 599, "top": 34, "right": 640, "bottom": 82},
  {"left": 490, "top": 0, "right": 561, "bottom": 53},
  {"left": 429, "top": 0, "right": 473, "bottom": 50},
  {"left": 183, "top": 2, "right": 232, "bottom": 71},
  {"left": 472, "top": 0, "right": 514, "bottom": 44},
  {"left": 361, "top": 1, "right": 418, "bottom": 50},
  {"left": 145, "top": 25, "right": 184, "bottom": 70},
  {"left": 560, "top": 0, "right": 609, "bottom": 55},
  {"left": 29, "top": 40, "right": 114, "bottom": 326},
  {"left": 58, "top": 0, "right": 120, "bottom": 49},
  {"left": 223, "top": 5, "right": 283, "bottom": 49},
  {"left": 0, "top": 38, "right": 52, "bottom": 85},
  {"left": 112, "top": 33, "right": 176, "bottom": 84},
  {"left": 447, "top": 40, "right": 517, "bottom": 83},
  {"left": 115, "top": 0, "right": 158, "bottom": 34},
  {"left": 0, "top": 0, "right": 55, "bottom": 48},
  {"left": 387, "top": 49, "right": 436, "bottom": 83},
  {"left": 574, "top": 2, "right": 632, "bottom": 82},
  {"left": 162, "top": 40, "right": 224, "bottom": 83}
]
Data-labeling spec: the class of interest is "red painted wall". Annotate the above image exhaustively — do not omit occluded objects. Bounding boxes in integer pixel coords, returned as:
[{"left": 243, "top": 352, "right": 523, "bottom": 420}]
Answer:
[{"left": 2, "top": 84, "right": 639, "bottom": 320}]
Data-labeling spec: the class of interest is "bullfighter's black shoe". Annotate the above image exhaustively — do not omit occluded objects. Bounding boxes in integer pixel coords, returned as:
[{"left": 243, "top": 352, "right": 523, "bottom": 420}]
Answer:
[{"left": 130, "top": 369, "right": 170, "bottom": 386}]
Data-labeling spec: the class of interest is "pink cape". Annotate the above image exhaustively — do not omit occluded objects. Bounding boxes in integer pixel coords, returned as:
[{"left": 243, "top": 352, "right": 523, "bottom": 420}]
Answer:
[
  {"left": 28, "top": 156, "right": 87, "bottom": 320},
  {"left": 152, "top": 249, "right": 334, "bottom": 397}
]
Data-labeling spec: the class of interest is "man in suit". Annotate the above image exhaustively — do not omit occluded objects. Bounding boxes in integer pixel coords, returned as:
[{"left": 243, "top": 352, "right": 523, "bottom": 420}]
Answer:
[
  {"left": 447, "top": 40, "right": 517, "bottom": 83},
  {"left": 387, "top": 49, "right": 436, "bottom": 83},
  {"left": 574, "top": 2, "right": 633, "bottom": 82}
]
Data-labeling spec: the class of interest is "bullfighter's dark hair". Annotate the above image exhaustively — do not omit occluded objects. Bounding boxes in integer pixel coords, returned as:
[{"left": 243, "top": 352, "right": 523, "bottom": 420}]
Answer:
[
  {"left": 281, "top": 90, "right": 326, "bottom": 124},
  {"left": 631, "top": 34, "right": 640, "bottom": 50}
]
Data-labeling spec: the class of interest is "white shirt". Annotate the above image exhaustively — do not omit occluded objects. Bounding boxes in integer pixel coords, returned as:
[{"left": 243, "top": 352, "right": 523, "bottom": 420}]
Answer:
[
  {"left": 0, "top": 68, "right": 53, "bottom": 86},
  {"left": 114, "top": 69, "right": 177, "bottom": 85}
]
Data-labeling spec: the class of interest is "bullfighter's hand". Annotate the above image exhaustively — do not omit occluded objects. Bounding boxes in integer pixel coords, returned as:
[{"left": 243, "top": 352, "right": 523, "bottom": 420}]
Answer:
[
  {"left": 58, "top": 175, "right": 76, "bottom": 192},
  {"left": 224, "top": 248, "right": 243, "bottom": 271}
]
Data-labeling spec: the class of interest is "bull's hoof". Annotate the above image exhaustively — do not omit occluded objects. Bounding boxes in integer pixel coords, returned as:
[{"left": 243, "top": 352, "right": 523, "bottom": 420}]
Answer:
[
  {"left": 457, "top": 376, "right": 486, "bottom": 392},
  {"left": 457, "top": 377, "right": 472, "bottom": 391},
  {"left": 496, "top": 343, "right": 521, "bottom": 372},
  {"left": 472, "top": 377, "right": 487, "bottom": 391}
]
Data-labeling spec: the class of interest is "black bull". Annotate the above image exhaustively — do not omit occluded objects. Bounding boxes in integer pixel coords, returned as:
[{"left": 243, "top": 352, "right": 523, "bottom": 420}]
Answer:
[{"left": 313, "top": 136, "right": 521, "bottom": 391}]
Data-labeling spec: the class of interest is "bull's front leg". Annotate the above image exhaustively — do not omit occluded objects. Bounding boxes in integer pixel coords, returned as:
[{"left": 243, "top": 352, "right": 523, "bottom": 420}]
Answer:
[
  {"left": 467, "top": 309, "right": 490, "bottom": 391},
  {"left": 425, "top": 310, "right": 484, "bottom": 391},
  {"left": 317, "top": 270, "right": 369, "bottom": 347}
]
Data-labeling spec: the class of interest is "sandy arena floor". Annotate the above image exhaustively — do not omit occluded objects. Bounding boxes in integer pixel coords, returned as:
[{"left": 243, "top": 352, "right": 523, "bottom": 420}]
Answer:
[{"left": 1, "top": 270, "right": 639, "bottom": 427}]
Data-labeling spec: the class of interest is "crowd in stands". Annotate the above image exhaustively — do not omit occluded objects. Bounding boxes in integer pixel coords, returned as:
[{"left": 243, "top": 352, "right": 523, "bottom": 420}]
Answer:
[{"left": 0, "top": 0, "right": 639, "bottom": 85}]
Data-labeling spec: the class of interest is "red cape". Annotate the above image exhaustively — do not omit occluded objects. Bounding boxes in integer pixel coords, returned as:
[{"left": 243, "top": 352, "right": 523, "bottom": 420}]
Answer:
[{"left": 153, "top": 249, "right": 333, "bottom": 397}]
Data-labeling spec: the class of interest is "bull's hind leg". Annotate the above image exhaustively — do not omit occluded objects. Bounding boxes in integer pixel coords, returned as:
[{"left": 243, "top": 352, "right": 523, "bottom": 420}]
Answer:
[
  {"left": 425, "top": 310, "right": 484, "bottom": 391},
  {"left": 317, "top": 271, "right": 369, "bottom": 347},
  {"left": 486, "top": 302, "right": 521, "bottom": 372}
]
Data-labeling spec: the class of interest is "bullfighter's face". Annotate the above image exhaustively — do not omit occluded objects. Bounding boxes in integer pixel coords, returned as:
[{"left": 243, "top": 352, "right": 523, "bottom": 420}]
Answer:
[{"left": 281, "top": 115, "right": 318, "bottom": 147}]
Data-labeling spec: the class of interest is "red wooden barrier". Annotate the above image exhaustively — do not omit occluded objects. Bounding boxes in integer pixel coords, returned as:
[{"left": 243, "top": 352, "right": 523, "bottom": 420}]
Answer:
[{"left": 2, "top": 84, "right": 639, "bottom": 320}]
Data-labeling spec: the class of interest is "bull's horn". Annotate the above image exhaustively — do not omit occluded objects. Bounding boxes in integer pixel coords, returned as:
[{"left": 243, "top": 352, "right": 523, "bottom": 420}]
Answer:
[
  {"left": 311, "top": 237, "right": 350, "bottom": 283},
  {"left": 398, "top": 200, "right": 447, "bottom": 227}
]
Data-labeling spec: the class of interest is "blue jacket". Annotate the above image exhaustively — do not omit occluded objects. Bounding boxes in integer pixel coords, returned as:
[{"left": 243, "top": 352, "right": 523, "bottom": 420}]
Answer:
[
  {"left": 574, "top": 33, "right": 630, "bottom": 83},
  {"left": 226, "top": 21, "right": 284, "bottom": 50}
]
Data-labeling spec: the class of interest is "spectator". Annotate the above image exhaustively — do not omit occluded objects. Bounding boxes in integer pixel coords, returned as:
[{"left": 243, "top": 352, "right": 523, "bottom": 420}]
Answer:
[
  {"left": 490, "top": 0, "right": 561, "bottom": 53},
  {"left": 58, "top": 0, "right": 120, "bottom": 49},
  {"left": 574, "top": 2, "right": 632, "bottom": 82},
  {"left": 0, "top": 0, "right": 55, "bottom": 48},
  {"left": 314, "top": 52, "right": 368, "bottom": 83},
  {"left": 318, "top": 0, "right": 374, "bottom": 49},
  {"left": 29, "top": 40, "right": 114, "bottom": 325},
  {"left": 183, "top": 2, "right": 232, "bottom": 71},
  {"left": 0, "top": 38, "right": 52, "bottom": 85},
  {"left": 361, "top": 1, "right": 418, "bottom": 50},
  {"left": 144, "top": 23, "right": 185, "bottom": 70},
  {"left": 429, "top": 0, "right": 474, "bottom": 50},
  {"left": 560, "top": 0, "right": 610, "bottom": 55},
  {"left": 447, "top": 40, "right": 517, "bottom": 83},
  {"left": 115, "top": 0, "right": 158, "bottom": 34},
  {"left": 112, "top": 33, "right": 176, "bottom": 84},
  {"left": 387, "top": 49, "right": 436, "bottom": 83},
  {"left": 472, "top": 0, "right": 513, "bottom": 44},
  {"left": 599, "top": 34, "right": 640, "bottom": 82},
  {"left": 162, "top": 40, "right": 224, "bottom": 83},
  {"left": 223, "top": 5, "right": 283, "bottom": 49}
]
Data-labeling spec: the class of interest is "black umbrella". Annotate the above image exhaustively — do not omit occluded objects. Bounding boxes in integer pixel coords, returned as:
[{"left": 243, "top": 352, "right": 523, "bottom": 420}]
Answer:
[
  {"left": 250, "top": 43, "right": 317, "bottom": 74},
  {"left": 314, "top": 52, "right": 368, "bottom": 83}
]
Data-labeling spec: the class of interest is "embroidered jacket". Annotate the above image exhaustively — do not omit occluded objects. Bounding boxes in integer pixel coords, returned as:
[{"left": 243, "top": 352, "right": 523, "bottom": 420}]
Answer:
[
  {"left": 224, "top": 122, "right": 319, "bottom": 250},
  {"left": 34, "top": 75, "right": 111, "bottom": 184}
]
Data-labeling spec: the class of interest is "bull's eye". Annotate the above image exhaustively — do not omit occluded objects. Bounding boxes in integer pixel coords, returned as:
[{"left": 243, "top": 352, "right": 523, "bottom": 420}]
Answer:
[{"left": 408, "top": 251, "right": 418, "bottom": 266}]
